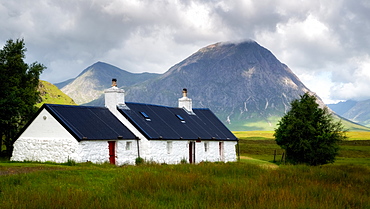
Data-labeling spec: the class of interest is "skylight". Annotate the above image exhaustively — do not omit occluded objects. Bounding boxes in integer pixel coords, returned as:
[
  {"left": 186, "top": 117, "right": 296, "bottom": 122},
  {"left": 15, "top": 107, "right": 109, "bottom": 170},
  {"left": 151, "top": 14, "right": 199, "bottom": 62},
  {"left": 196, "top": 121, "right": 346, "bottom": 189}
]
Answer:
[
  {"left": 176, "top": 114, "right": 186, "bottom": 123},
  {"left": 140, "top": 111, "right": 151, "bottom": 121}
]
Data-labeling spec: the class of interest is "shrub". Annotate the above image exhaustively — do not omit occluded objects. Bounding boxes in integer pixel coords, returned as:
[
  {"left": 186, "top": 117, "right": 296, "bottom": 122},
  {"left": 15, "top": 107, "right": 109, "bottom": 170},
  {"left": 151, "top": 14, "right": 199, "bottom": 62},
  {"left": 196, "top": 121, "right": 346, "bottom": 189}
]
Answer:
[
  {"left": 64, "top": 157, "right": 76, "bottom": 166},
  {"left": 180, "top": 158, "right": 188, "bottom": 164},
  {"left": 135, "top": 157, "right": 144, "bottom": 165}
]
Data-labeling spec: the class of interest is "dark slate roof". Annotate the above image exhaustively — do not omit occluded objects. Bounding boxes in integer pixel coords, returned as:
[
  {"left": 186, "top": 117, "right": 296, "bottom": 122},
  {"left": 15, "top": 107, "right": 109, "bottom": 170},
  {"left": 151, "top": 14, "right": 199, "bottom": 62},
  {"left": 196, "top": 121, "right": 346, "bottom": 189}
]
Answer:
[
  {"left": 118, "top": 102, "right": 237, "bottom": 141},
  {"left": 44, "top": 104, "right": 136, "bottom": 141}
]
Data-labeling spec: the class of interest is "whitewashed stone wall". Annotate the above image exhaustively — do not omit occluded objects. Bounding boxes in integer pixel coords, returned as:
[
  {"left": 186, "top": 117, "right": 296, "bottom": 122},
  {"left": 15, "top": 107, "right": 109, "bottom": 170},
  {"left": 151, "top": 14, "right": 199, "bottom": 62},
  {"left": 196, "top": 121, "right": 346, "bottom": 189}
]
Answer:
[
  {"left": 146, "top": 140, "right": 237, "bottom": 164},
  {"left": 148, "top": 141, "right": 189, "bottom": 164},
  {"left": 223, "top": 141, "right": 238, "bottom": 162},
  {"left": 197, "top": 141, "right": 219, "bottom": 162},
  {"left": 193, "top": 141, "right": 237, "bottom": 163},
  {"left": 79, "top": 140, "right": 109, "bottom": 164},
  {"left": 116, "top": 140, "right": 140, "bottom": 165},
  {"left": 76, "top": 140, "right": 140, "bottom": 165},
  {"left": 11, "top": 109, "right": 80, "bottom": 163},
  {"left": 11, "top": 137, "right": 79, "bottom": 163}
]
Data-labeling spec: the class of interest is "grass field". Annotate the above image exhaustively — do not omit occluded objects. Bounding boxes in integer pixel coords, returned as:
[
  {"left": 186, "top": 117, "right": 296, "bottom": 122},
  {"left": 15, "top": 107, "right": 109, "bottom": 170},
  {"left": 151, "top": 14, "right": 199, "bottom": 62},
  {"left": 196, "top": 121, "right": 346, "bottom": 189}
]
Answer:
[
  {"left": 0, "top": 131, "right": 369, "bottom": 208},
  {"left": 0, "top": 162, "right": 369, "bottom": 208},
  {"left": 234, "top": 131, "right": 370, "bottom": 166},
  {"left": 233, "top": 130, "right": 370, "bottom": 140}
]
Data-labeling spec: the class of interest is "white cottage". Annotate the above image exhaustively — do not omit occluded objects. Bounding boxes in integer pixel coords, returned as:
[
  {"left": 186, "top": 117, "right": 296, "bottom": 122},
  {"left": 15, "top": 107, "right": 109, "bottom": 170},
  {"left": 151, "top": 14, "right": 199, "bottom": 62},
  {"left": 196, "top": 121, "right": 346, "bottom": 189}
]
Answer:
[{"left": 11, "top": 79, "right": 238, "bottom": 165}]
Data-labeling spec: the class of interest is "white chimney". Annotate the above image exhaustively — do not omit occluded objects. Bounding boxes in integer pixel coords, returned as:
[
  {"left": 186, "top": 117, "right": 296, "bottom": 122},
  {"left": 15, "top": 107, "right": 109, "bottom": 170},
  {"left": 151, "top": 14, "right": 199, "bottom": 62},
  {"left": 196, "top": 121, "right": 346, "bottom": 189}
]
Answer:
[
  {"left": 178, "top": 88, "right": 193, "bottom": 114},
  {"left": 105, "top": 78, "right": 125, "bottom": 111}
]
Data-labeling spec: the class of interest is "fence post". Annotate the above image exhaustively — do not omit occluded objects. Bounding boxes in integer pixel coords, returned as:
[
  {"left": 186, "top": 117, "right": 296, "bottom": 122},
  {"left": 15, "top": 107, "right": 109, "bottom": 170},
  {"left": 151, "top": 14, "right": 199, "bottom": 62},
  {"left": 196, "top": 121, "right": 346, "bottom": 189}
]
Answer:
[{"left": 273, "top": 150, "right": 276, "bottom": 162}]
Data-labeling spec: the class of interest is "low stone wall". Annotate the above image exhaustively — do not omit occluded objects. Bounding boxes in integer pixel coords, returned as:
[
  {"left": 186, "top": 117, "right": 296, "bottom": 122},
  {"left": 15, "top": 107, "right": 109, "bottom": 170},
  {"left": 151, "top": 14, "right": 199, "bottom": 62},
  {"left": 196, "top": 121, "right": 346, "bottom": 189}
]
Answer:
[
  {"left": 148, "top": 140, "right": 238, "bottom": 164},
  {"left": 11, "top": 137, "right": 79, "bottom": 163},
  {"left": 149, "top": 141, "right": 189, "bottom": 164},
  {"left": 11, "top": 137, "right": 237, "bottom": 165}
]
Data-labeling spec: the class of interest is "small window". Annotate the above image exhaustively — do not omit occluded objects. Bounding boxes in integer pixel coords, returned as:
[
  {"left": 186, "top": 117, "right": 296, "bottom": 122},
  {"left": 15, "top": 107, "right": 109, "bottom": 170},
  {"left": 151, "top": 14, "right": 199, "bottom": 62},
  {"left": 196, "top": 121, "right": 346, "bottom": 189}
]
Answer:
[
  {"left": 167, "top": 141, "right": 173, "bottom": 154},
  {"left": 176, "top": 114, "right": 186, "bottom": 123},
  {"left": 140, "top": 111, "right": 151, "bottom": 121},
  {"left": 204, "top": 142, "right": 209, "bottom": 152},
  {"left": 126, "top": 141, "right": 132, "bottom": 150}
]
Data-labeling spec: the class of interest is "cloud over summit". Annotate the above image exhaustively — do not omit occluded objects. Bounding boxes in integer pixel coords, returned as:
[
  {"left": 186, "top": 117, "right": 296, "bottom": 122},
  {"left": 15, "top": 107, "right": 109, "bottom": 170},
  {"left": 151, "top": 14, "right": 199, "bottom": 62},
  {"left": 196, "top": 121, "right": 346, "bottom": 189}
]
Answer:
[{"left": 1, "top": 0, "right": 370, "bottom": 103}]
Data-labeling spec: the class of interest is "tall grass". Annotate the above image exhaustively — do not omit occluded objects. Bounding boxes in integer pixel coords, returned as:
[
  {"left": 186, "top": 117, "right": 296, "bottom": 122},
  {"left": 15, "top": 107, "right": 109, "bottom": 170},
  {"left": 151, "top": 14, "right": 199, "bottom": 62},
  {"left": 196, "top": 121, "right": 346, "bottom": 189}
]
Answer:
[
  {"left": 1, "top": 131, "right": 369, "bottom": 208},
  {"left": 0, "top": 163, "right": 369, "bottom": 208}
]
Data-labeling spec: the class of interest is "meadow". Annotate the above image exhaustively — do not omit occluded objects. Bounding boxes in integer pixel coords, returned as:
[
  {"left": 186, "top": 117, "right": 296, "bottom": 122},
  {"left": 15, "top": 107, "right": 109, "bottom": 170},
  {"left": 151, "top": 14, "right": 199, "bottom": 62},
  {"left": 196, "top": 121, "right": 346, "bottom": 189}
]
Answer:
[
  {"left": 234, "top": 131, "right": 370, "bottom": 166},
  {"left": 0, "top": 131, "right": 369, "bottom": 208}
]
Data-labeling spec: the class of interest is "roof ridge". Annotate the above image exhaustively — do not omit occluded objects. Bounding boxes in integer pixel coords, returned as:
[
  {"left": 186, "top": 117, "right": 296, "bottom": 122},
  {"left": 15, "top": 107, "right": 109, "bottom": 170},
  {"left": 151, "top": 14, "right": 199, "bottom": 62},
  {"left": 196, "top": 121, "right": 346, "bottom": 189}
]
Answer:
[{"left": 44, "top": 103, "right": 107, "bottom": 109}]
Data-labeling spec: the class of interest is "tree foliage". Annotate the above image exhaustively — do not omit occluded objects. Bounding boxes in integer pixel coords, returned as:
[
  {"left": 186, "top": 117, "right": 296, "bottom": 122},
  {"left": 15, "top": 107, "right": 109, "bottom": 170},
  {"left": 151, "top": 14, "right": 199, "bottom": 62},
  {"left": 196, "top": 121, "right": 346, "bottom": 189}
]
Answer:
[
  {"left": 0, "top": 39, "right": 45, "bottom": 156},
  {"left": 274, "top": 93, "right": 347, "bottom": 166}
]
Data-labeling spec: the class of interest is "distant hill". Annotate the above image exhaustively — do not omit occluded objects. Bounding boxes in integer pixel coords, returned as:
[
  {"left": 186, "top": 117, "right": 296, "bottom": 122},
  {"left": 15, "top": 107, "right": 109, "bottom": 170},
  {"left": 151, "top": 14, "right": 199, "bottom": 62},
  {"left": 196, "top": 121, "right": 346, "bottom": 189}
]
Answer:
[
  {"left": 54, "top": 78, "right": 74, "bottom": 89},
  {"left": 327, "top": 100, "right": 357, "bottom": 116},
  {"left": 37, "top": 80, "right": 76, "bottom": 107},
  {"left": 55, "top": 61, "right": 160, "bottom": 104},
  {"left": 328, "top": 100, "right": 370, "bottom": 127}
]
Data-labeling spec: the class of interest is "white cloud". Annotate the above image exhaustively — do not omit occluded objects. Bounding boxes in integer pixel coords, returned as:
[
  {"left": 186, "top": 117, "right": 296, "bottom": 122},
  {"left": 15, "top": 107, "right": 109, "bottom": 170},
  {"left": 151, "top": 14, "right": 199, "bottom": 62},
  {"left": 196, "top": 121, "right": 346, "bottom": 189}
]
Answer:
[
  {"left": 1, "top": 0, "right": 370, "bottom": 103},
  {"left": 330, "top": 55, "right": 370, "bottom": 101}
]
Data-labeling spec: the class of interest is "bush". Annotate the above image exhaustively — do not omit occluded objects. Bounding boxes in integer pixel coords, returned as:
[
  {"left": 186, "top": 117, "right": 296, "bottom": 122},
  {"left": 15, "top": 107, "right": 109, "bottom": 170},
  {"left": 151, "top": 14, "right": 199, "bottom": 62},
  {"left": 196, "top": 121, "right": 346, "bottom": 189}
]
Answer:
[{"left": 135, "top": 157, "right": 144, "bottom": 165}]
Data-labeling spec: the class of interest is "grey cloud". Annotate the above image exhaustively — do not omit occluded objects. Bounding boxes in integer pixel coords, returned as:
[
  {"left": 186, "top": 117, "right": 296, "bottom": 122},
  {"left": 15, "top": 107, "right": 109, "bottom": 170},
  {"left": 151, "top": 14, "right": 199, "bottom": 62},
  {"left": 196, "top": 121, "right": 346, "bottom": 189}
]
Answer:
[{"left": 1, "top": 0, "right": 370, "bottom": 102}]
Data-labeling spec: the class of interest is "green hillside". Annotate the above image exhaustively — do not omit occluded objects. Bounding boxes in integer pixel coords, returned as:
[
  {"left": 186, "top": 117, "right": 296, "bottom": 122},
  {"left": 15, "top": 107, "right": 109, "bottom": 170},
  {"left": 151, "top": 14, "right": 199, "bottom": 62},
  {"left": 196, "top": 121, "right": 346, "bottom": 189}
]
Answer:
[
  {"left": 336, "top": 114, "right": 370, "bottom": 132},
  {"left": 229, "top": 114, "right": 370, "bottom": 132},
  {"left": 37, "top": 80, "right": 76, "bottom": 107}
]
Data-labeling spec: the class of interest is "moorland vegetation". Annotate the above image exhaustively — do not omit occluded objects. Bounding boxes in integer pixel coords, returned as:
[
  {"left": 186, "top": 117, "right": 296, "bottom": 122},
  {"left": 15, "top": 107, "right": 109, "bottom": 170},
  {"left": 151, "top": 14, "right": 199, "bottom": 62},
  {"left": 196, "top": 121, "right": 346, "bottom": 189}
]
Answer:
[{"left": 0, "top": 131, "right": 369, "bottom": 208}]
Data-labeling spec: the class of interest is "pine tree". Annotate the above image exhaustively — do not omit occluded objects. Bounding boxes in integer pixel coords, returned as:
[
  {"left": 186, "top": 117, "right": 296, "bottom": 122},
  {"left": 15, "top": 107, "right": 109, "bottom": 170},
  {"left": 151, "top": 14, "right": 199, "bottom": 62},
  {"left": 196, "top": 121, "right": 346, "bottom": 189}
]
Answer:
[
  {"left": 274, "top": 93, "right": 347, "bottom": 165},
  {"left": 0, "top": 39, "right": 45, "bottom": 157}
]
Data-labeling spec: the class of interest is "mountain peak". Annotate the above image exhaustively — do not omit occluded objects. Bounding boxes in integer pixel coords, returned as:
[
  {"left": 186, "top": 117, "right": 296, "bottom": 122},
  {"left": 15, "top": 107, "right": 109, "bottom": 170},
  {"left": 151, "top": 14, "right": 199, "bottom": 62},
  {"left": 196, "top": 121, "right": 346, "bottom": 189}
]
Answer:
[
  {"left": 77, "top": 61, "right": 115, "bottom": 76},
  {"left": 57, "top": 62, "right": 160, "bottom": 104},
  {"left": 198, "top": 40, "right": 258, "bottom": 51},
  {"left": 126, "top": 40, "right": 315, "bottom": 130}
]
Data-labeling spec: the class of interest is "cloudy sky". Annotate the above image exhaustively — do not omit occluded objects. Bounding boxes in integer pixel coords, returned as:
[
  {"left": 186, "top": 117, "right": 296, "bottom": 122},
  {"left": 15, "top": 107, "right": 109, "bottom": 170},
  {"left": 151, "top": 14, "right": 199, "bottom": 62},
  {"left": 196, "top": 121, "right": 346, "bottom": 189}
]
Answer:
[{"left": 1, "top": 0, "right": 370, "bottom": 104}]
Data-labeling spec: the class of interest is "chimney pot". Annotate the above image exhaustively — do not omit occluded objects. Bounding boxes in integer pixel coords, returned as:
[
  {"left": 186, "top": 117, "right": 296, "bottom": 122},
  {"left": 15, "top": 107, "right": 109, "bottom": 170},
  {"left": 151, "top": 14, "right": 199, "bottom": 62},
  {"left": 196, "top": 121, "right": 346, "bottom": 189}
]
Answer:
[
  {"left": 105, "top": 78, "right": 125, "bottom": 111},
  {"left": 182, "top": 88, "right": 187, "bottom": 97},
  {"left": 178, "top": 88, "right": 193, "bottom": 114},
  {"left": 112, "top": 78, "right": 117, "bottom": 87}
]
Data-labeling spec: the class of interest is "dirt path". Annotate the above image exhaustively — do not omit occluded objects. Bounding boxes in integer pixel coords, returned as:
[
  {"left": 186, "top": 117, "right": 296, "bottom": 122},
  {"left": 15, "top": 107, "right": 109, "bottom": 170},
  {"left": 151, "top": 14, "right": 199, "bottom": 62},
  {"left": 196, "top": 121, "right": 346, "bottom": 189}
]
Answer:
[
  {"left": 240, "top": 156, "right": 254, "bottom": 160},
  {"left": 239, "top": 156, "right": 279, "bottom": 169},
  {"left": 0, "top": 166, "right": 65, "bottom": 176}
]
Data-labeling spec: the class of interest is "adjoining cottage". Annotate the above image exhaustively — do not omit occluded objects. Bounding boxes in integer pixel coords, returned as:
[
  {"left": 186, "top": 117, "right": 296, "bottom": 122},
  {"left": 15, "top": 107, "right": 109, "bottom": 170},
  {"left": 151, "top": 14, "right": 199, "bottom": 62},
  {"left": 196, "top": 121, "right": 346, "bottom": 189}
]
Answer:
[{"left": 11, "top": 79, "right": 238, "bottom": 165}]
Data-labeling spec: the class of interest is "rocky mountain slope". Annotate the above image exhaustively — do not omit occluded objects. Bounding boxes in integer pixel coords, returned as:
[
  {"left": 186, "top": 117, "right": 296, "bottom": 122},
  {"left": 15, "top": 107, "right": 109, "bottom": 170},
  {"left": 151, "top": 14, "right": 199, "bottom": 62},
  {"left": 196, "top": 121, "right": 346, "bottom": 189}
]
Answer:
[
  {"left": 57, "top": 41, "right": 368, "bottom": 131},
  {"left": 124, "top": 41, "right": 321, "bottom": 130},
  {"left": 37, "top": 80, "right": 76, "bottom": 107},
  {"left": 55, "top": 62, "right": 160, "bottom": 104}
]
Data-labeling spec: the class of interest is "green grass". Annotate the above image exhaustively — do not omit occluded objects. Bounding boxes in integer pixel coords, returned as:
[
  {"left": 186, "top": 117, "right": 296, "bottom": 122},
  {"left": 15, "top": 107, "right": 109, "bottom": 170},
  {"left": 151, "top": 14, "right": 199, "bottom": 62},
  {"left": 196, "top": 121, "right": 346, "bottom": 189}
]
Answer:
[
  {"left": 346, "top": 131, "right": 370, "bottom": 140},
  {"left": 234, "top": 131, "right": 370, "bottom": 140},
  {"left": 233, "top": 130, "right": 275, "bottom": 139},
  {"left": 0, "top": 162, "right": 369, "bottom": 208},
  {"left": 234, "top": 131, "right": 370, "bottom": 166},
  {"left": 1, "top": 131, "right": 370, "bottom": 208},
  {"left": 36, "top": 80, "right": 76, "bottom": 107}
]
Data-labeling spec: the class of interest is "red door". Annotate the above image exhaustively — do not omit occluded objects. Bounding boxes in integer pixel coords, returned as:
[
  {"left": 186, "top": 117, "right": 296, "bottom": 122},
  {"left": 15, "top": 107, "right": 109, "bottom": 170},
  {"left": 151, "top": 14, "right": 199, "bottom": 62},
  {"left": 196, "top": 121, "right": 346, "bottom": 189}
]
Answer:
[
  {"left": 189, "top": 142, "right": 195, "bottom": 164},
  {"left": 219, "top": 142, "right": 224, "bottom": 162},
  {"left": 108, "top": 141, "right": 116, "bottom": 165}
]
